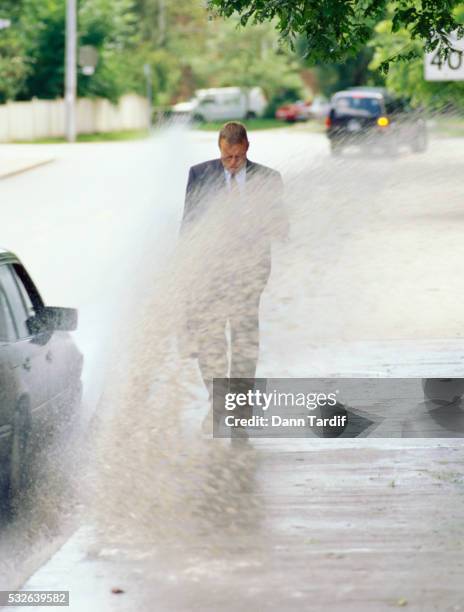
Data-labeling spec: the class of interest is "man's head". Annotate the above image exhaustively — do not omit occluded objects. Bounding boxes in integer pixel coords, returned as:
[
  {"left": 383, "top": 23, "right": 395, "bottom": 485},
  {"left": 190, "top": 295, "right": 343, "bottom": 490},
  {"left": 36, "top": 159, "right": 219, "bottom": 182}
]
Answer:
[{"left": 218, "top": 122, "right": 249, "bottom": 175}]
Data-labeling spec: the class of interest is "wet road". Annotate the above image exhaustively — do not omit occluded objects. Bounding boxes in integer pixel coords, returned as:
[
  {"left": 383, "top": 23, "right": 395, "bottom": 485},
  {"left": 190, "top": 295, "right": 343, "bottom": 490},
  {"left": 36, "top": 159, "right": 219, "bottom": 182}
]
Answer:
[{"left": 0, "top": 134, "right": 182, "bottom": 588}]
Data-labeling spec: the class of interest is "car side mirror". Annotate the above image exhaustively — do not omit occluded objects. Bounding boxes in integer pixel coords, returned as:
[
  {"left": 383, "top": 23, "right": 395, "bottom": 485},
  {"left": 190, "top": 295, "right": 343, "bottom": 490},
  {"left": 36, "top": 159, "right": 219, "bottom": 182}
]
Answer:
[{"left": 27, "top": 306, "right": 78, "bottom": 335}]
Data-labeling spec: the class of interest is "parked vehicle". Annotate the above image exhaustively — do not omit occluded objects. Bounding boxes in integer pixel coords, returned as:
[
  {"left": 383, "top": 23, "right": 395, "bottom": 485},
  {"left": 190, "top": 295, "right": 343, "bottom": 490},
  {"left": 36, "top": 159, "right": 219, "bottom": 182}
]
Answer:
[
  {"left": 0, "top": 249, "right": 82, "bottom": 509},
  {"left": 275, "top": 100, "right": 311, "bottom": 122},
  {"left": 422, "top": 379, "right": 464, "bottom": 405},
  {"left": 171, "top": 87, "right": 267, "bottom": 123},
  {"left": 307, "top": 96, "right": 330, "bottom": 120},
  {"left": 326, "top": 88, "right": 427, "bottom": 156}
]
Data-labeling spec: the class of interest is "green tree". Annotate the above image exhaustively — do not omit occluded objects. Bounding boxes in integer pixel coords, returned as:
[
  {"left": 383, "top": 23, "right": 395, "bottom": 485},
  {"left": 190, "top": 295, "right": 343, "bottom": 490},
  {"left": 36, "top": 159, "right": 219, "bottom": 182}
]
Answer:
[
  {"left": 0, "top": 0, "right": 142, "bottom": 102},
  {"left": 207, "top": 0, "right": 464, "bottom": 69},
  {"left": 18, "top": 0, "right": 66, "bottom": 100},
  {"left": 310, "top": 47, "right": 385, "bottom": 98},
  {"left": 78, "top": 0, "right": 142, "bottom": 101},
  {"left": 0, "top": 0, "right": 309, "bottom": 108},
  {"left": 131, "top": 1, "right": 305, "bottom": 107},
  {"left": 0, "top": 0, "right": 30, "bottom": 102},
  {"left": 132, "top": 0, "right": 211, "bottom": 105},
  {"left": 192, "top": 19, "right": 304, "bottom": 109},
  {"left": 369, "top": 5, "right": 464, "bottom": 109}
]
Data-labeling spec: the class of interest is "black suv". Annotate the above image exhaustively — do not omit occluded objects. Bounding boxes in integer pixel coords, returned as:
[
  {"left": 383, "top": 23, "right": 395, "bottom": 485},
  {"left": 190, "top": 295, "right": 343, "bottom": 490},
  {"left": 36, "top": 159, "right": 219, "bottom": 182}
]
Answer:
[
  {"left": 0, "top": 249, "right": 82, "bottom": 508},
  {"left": 326, "top": 88, "right": 427, "bottom": 156}
]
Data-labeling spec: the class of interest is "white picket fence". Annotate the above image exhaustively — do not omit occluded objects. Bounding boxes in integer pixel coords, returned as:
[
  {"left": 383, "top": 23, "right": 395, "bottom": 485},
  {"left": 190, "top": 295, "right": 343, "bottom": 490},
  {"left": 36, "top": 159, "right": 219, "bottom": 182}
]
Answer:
[{"left": 0, "top": 93, "right": 149, "bottom": 141}]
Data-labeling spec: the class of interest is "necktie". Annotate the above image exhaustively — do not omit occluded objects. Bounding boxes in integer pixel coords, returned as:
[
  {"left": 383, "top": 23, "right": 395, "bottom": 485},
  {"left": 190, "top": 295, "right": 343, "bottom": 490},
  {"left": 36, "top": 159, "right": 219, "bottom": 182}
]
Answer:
[{"left": 229, "top": 173, "right": 238, "bottom": 195}]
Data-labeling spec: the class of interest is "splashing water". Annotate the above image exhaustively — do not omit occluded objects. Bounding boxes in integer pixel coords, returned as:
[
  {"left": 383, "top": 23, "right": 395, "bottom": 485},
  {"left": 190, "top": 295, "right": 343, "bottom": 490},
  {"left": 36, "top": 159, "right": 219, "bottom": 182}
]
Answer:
[{"left": 85, "top": 110, "right": 464, "bottom": 567}]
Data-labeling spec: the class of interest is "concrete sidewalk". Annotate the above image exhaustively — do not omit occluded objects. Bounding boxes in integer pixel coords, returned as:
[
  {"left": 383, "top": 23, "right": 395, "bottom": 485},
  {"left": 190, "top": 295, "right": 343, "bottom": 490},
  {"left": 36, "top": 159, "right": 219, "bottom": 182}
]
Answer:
[
  {"left": 12, "top": 439, "right": 464, "bottom": 612},
  {"left": 10, "top": 339, "right": 464, "bottom": 611}
]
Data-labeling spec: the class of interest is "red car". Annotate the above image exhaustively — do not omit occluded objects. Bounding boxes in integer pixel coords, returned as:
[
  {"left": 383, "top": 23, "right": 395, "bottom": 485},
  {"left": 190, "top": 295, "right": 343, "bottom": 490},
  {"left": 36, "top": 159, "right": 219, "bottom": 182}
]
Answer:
[{"left": 275, "top": 100, "right": 311, "bottom": 122}]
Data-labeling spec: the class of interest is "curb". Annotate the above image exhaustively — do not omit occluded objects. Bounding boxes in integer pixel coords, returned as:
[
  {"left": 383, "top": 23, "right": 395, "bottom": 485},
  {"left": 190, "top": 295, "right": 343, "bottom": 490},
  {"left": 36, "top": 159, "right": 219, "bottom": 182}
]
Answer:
[{"left": 0, "top": 158, "right": 55, "bottom": 180}]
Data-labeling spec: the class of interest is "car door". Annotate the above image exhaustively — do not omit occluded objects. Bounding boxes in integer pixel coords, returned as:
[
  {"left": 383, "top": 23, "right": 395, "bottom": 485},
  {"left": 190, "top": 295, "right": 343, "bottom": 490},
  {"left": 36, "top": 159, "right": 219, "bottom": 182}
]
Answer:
[
  {"left": 0, "top": 278, "right": 19, "bottom": 466},
  {"left": 197, "top": 96, "right": 216, "bottom": 121},
  {"left": 222, "top": 93, "right": 244, "bottom": 120},
  {"left": 11, "top": 263, "right": 82, "bottom": 415},
  {"left": 0, "top": 264, "right": 50, "bottom": 428}
]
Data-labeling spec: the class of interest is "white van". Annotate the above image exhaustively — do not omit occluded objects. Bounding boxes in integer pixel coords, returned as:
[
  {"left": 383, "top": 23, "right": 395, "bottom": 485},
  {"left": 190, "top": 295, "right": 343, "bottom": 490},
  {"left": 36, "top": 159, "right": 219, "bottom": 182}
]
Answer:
[{"left": 172, "top": 87, "right": 267, "bottom": 122}]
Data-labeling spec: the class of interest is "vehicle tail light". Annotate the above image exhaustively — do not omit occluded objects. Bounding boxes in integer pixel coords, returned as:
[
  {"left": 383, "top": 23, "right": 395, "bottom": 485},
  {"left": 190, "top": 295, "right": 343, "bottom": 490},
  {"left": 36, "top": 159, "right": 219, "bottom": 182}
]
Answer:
[
  {"left": 377, "top": 116, "right": 389, "bottom": 127},
  {"left": 325, "top": 116, "right": 332, "bottom": 128}
]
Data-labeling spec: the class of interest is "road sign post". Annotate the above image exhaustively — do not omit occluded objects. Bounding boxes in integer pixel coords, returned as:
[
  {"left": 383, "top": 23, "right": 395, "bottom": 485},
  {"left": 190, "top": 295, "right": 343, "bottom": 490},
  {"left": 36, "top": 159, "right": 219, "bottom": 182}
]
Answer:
[
  {"left": 65, "top": 0, "right": 77, "bottom": 143},
  {"left": 144, "top": 63, "right": 153, "bottom": 131}
]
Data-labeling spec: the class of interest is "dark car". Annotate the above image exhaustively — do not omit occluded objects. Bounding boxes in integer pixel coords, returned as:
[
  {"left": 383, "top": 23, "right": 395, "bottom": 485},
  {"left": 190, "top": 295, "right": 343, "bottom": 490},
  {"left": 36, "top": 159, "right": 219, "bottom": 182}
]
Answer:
[
  {"left": 325, "top": 88, "right": 427, "bottom": 156},
  {"left": 0, "top": 249, "right": 82, "bottom": 508}
]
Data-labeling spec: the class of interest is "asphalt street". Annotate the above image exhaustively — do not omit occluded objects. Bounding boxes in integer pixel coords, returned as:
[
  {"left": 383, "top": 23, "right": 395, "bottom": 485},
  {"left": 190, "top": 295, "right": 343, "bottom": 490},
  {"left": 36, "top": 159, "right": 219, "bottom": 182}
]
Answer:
[{"left": 1, "top": 126, "right": 463, "bottom": 607}]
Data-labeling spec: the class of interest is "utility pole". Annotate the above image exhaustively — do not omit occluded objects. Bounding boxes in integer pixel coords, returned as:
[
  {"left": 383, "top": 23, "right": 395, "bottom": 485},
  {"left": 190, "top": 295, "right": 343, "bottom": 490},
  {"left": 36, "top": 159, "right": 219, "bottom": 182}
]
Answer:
[
  {"left": 144, "top": 64, "right": 153, "bottom": 131},
  {"left": 158, "top": 0, "right": 166, "bottom": 45},
  {"left": 65, "top": 0, "right": 77, "bottom": 143}
]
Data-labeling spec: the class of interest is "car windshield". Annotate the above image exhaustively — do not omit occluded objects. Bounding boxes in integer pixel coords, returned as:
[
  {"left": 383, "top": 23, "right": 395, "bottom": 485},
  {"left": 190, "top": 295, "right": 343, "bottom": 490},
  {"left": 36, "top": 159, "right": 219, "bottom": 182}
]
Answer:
[{"left": 334, "top": 96, "right": 382, "bottom": 117}]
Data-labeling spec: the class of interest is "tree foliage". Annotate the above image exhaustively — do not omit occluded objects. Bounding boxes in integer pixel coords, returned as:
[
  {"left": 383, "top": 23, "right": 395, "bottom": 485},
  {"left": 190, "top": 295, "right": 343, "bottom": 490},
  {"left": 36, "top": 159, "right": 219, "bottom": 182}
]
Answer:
[
  {"left": 1, "top": 0, "right": 463, "bottom": 107},
  {"left": 78, "top": 0, "right": 142, "bottom": 101},
  {"left": 313, "top": 47, "right": 385, "bottom": 98},
  {"left": 130, "top": 1, "right": 306, "bottom": 107},
  {"left": 369, "top": 5, "right": 464, "bottom": 109},
  {"left": 192, "top": 19, "right": 304, "bottom": 109},
  {"left": 207, "top": 0, "right": 464, "bottom": 70},
  {"left": 0, "top": 0, "right": 142, "bottom": 102}
]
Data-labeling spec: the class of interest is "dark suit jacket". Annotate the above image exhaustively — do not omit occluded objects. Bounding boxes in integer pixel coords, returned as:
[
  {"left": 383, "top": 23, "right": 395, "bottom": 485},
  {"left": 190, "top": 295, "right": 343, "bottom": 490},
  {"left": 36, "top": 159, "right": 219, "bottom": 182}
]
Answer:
[
  {"left": 181, "top": 158, "right": 287, "bottom": 277},
  {"left": 177, "top": 158, "right": 287, "bottom": 357}
]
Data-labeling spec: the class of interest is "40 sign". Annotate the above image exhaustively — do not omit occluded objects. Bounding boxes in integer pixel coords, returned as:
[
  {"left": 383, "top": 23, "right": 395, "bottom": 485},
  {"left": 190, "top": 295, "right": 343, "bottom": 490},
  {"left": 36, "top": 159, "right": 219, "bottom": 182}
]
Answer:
[{"left": 425, "top": 32, "right": 464, "bottom": 81}]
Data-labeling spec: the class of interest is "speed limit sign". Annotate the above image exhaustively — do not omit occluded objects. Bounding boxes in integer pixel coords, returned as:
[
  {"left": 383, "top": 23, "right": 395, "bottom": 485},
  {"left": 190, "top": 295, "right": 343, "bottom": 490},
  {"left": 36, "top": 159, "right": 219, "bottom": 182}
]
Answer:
[{"left": 425, "top": 32, "right": 464, "bottom": 81}]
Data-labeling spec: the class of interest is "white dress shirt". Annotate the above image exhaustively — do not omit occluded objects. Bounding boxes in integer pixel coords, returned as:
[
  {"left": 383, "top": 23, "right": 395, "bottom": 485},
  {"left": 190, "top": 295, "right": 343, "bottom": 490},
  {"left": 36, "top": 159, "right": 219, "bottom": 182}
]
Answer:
[{"left": 224, "top": 164, "right": 247, "bottom": 194}]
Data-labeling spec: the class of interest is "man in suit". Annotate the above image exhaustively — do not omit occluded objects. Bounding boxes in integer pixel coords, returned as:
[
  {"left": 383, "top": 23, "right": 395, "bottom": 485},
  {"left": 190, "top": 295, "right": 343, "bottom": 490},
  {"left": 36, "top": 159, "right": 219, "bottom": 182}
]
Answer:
[{"left": 180, "top": 121, "right": 288, "bottom": 434}]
